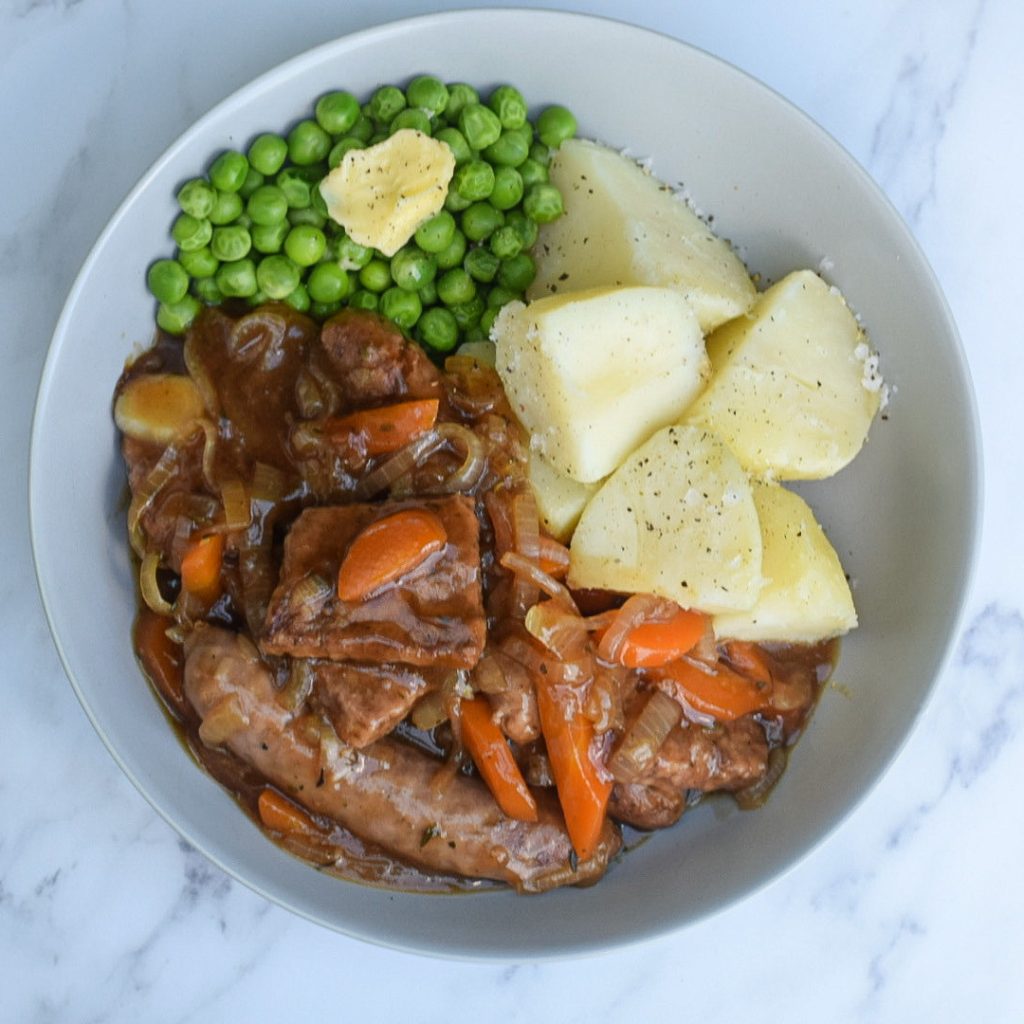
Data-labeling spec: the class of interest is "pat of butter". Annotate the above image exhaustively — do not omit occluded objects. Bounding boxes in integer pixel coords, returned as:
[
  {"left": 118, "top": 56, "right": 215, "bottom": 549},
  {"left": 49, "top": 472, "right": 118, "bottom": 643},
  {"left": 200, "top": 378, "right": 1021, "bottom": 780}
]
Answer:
[{"left": 319, "top": 129, "right": 455, "bottom": 257}]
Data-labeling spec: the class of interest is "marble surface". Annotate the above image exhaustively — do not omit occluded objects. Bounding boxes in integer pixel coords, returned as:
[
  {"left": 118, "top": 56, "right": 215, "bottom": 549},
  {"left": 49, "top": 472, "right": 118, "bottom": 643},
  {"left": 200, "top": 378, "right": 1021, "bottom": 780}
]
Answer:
[{"left": 3, "top": 0, "right": 1022, "bottom": 1018}]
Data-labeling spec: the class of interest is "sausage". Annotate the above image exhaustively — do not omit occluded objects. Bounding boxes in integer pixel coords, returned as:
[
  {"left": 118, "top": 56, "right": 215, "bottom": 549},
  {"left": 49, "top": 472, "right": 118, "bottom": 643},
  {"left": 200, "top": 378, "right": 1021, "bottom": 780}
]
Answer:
[{"left": 184, "top": 625, "right": 620, "bottom": 892}]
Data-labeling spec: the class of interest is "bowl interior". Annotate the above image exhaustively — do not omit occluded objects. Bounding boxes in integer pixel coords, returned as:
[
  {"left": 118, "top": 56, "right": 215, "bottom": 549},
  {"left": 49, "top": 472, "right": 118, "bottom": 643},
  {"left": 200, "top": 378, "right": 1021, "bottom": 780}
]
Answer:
[{"left": 30, "top": 10, "right": 979, "bottom": 958}]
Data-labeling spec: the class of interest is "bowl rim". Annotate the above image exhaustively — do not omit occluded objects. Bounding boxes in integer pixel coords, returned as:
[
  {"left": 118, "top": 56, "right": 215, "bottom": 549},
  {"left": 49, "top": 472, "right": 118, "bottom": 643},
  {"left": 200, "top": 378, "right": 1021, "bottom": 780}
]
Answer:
[{"left": 29, "top": 7, "right": 983, "bottom": 959}]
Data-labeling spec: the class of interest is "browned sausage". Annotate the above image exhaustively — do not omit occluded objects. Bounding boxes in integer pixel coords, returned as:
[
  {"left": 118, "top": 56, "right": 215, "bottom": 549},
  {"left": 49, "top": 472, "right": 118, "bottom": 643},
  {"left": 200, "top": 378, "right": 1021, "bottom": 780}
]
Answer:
[{"left": 184, "top": 625, "right": 620, "bottom": 892}]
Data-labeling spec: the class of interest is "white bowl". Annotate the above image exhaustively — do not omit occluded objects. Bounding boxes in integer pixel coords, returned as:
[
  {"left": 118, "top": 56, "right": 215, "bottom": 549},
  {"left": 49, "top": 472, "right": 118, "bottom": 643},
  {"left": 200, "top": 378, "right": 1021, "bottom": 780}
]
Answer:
[{"left": 30, "top": 10, "right": 981, "bottom": 958}]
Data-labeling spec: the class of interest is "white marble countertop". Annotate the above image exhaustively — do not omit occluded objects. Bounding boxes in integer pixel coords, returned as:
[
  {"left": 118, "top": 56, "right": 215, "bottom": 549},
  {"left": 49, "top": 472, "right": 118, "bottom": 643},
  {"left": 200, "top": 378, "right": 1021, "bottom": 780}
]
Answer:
[{"left": 3, "top": 0, "right": 1022, "bottom": 1019}]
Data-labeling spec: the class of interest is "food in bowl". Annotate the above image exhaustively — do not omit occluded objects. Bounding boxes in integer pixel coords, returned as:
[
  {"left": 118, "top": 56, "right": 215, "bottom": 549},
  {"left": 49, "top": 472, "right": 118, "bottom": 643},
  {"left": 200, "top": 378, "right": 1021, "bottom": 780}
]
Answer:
[{"left": 113, "top": 75, "right": 883, "bottom": 894}]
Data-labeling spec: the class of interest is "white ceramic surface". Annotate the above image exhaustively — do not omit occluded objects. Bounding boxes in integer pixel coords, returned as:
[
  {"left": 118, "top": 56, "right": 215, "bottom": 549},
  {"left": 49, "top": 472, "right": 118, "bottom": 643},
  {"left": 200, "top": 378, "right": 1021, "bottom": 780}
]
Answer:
[{"left": 28, "top": 10, "right": 979, "bottom": 959}]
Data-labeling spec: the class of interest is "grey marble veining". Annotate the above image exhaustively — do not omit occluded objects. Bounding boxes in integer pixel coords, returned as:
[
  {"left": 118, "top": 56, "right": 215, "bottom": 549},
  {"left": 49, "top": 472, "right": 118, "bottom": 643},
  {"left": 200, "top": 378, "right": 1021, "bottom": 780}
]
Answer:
[{"left": 3, "top": 0, "right": 1023, "bottom": 1020}]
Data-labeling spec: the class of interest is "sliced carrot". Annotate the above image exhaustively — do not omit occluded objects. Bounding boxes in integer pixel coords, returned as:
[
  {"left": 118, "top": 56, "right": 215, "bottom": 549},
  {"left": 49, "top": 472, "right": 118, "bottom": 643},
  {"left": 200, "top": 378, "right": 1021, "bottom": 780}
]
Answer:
[
  {"left": 534, "top": 677, "right": 612, "bottom": 862},
  {"left": 460, "top": 697, "right": 539, "bottom": 821},
  {"left": 134, "top": 608, "right": 185, "bottom": 715},
  {"left": 537, "top": 535, "right": 570, "bottom": 579},
  {"left": 257, "top": 788, "right": 324, "bottom": 838},
  {"left": 325, "top": 398, "right": 439, "bottom": 457},
  {"left": 180, "top": 533, "right": 224, "bottom": 604},
  {"left": 337, "top": 508, "right": 447, "bottom": 602},
  {"left": 654, "top": 657, "right": 771, "bottom": 721},
  {"left": 723, "top": 640, "right": 774, "bottom": 687},
  {"left": 616, "top": 607, "right": 709, "bottom": 668}
]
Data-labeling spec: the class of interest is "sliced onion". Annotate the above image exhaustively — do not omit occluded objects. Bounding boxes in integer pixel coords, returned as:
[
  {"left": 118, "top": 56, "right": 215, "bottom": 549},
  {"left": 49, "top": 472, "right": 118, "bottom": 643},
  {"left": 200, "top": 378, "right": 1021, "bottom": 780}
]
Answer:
[
  {"left": 509, "top": 489, "right": 540, "bottom": 616},
  {"left": 484, "top": 490, "right": 514, "bottom": 558},
  {"left": 139, "top": 552, "right": 174, "bottom": 616},
  {"left": 183, "top": 331, "right": 219, "bottom": 417},
  {"left": 525, "top": 601, "right": 589, "bottom": 662},
  {"left": 251, "top": 461, "right": 287, "bottom": 504},
  {"left": 306, "top": 359, "right": 340, "bottom": 418},
  {"left": 352, "top": 429, "right": 444, "bottom": 499},
  {"left": 607, "top": 690, "right": 682, "bottom": 784},
  {"left": 127, "top": 443, "right": 183, "bottom": 557},
  {"left": 229, "top": 310, "right": 287, "bottom": 362},
  {"left": 220, "top": 477, "right": 251, "bottom": 531},
  {"left": 597, "top": 593, "right": 679, "bottom": 663},
  {"left": 470, "top": 654, "right": 509, "bottom": 695},
  {"left": 436, "top": 422, "right": 487, "bottom": 493},
  {"left": 277, "top": 659, "right": 315, "bottom": 712},
  {"left": 500, "top": 552, "right": 578, "bottom": 612},
  {"left": 410, "top": 690, "right": 449, "bottom": 731},
  {"left": 198, "top": 693, "right": 248, "bottom": 747},
  {"left": 585, "top": 662, "right": 628, "bottom": 733},
  {"left": 537, "top": 535, "right": 570, "bottom": 577},
  {"left": 294, "top": 366, "right": 327, "bottom": 420},
  {"left": 733, "top": 747, "right": 788, "bottom": 810},
  {"left": 198, "top": 418, "right": 219, "bottom": 490}
]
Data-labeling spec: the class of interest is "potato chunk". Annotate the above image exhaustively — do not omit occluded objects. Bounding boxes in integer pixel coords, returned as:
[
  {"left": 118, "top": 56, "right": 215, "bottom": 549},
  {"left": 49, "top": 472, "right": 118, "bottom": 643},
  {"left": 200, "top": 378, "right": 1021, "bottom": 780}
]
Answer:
[
  {"left": 685, "top": 270, "right": 882, "bottom": 479},
  {"left": 713, "top": 482, "right": 857, "bottom": 642},
  {"left": 528, "top": 139, "right": 756, "bottom": 333},
  {"left": 493, "top": 286, "right": 708, "bottom": 483},
  {"left": 527, "top": 449, "right": 600, "bottom": 543},
  {"left": 568, "top": 426, "right": 763, "bottom": 613}
]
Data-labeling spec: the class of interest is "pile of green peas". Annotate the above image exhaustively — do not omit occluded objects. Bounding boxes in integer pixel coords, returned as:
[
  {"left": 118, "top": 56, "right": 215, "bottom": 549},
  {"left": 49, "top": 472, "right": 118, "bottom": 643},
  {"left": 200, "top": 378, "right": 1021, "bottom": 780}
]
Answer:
[{"left": 147, "top": 76, "right": 577, "bottom": 354}]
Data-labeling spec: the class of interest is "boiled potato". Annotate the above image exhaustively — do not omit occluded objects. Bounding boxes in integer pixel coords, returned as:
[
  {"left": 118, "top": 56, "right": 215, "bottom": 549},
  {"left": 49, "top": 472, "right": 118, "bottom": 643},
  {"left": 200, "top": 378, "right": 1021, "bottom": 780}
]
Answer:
[
  {"left": 492, "top": 286, "right": 708, "bottom": 483},
  {"left": 714, "top": 481, "right": 857, "bottom": 641},
  {"left": 569, "top": 425, "right": 763, "bottom": 613},
  {"left": 685, "top": 270, "right": 881, "bottom": 479},
  {"left": 528, "top": 450, "right": 600, "bottom": 543},
  {"left": 528, "top": 139, "right": 756, "bottom": 333}
]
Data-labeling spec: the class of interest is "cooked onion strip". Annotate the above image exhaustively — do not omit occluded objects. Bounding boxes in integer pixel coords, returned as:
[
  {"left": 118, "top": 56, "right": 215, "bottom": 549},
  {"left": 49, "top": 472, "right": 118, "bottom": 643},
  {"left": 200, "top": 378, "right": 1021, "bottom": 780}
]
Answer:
[
  {"left": 139, "top": 551, "right": 174, "bottom": 616},
  {"left": 525, "top": 601, "right": 589, "bottom": 662},
  {"left": 127, "top": 443, "right": 183, "bottom": 558},
  {"left": 597, "top": 594, "right": 679, "bottom": 663},
  {"left": 500, "top": 552, "right": 578, "bottom": 612},
  {"left": 277, "top": 659, "right": 315, "bottom": 712},
  {"left": 183, "top": 332, "right": 219, "bottom": 417},
  {"left": 229, "top": 309, "right": 287, "bottom": 361},
  {"left": 251, "top": 461, "right": 287, "bottom": 504},
  {"left": 410, "top": 690, "right": 449, "bottom": 731},
  {"left": 436, "top": 422, "right": 487, "bottom": 493},
  {"left": 352, "top": 429, "right": 444, "bottom": 499},
  {"left": 198, "top": 418, "right": 219, "bottom": 490},
  {"left": 220, "top": 477, "right": 252, "bottom": 531},
  {"left": 607, "top": 690, "right": 682, "bottom": 784}
]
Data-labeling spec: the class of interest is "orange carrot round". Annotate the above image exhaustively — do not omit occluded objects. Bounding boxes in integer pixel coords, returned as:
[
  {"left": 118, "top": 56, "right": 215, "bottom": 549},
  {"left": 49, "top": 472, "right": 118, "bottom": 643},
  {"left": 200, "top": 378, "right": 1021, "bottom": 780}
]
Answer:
[
  {"left": 180, "top": 533, "right": 224, "bottom": 604},
  {"left": 617, "top": 607, "right": 708, "bottom": 668},
  {"left": 134, "top": 608, "right": 185, "bottom": 715},
  {"left": 326, "top": 398, "right": 439, "bottom": 456},
  {"left": 654, "top": 657, "right": 770, "bottom": 721},
  {"left": 460, "top": 697, "right": 539, "bottom": 822},
  {"left": 337, "top": 508, "right": 447, "bottom": 602},
  {"left": 257, "top": 788, "right": 324, "bottom": 837}
]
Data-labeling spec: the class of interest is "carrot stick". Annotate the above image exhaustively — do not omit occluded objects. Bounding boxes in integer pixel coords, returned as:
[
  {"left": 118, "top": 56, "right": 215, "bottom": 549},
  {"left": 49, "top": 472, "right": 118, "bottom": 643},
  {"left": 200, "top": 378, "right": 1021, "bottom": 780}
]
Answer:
[
  {"left": 134, "top": 608, "right": 186, "bottom": 715},
  {"left": 460, "top": 697, "right": 539, "bottom": 821},
  {"left": 654, "top": 657, "right": 770, "bottom": 721},
  {"left": 337, "top": 508, "right": 447, "bottom": 602},
  {"left": 257, "top": 788, "right": 323, "bottom": 837},
  {"left": 180, "top": 533, "right": 224, "bottom": 604},
  {"left": 534, "top": 677, "right": 611, "bottom": 862},
  {"left": 326, "top": 399, "right": 439, "bottom": 456},
  {"left": 616, "top": 607, "right": 709, "bottom": 668}
]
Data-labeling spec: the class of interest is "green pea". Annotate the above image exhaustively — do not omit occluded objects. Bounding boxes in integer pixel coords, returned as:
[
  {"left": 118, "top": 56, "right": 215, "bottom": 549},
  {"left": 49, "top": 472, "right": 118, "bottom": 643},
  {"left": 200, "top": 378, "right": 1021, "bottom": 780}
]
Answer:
[
  {"left": 506, "top": 210, "right": 539, "bottom": 250},
  {"left": 523, "top": 183, "right": 565, "bottom": 223},
  {"left": 284, "top": 225, "right": 326, "bottom": 267},
  {"left": 211, "top": 225, "right": 252, "bottom": 262},
  {"left": 147, "top": 259, "right": 189, "bottom": 304},
  {"left": 238, "top": 168, "right": 265, "bottom": 201},
  {"left": 434, "top": 127, "right": 473, "bottom": 165},
  {"left": 484, "top": 129, "right": 530, "bottom": 168},
  {"left": 177, "top": 178, "right": 216, "bottom": 219},
  {"left": 192, "top": 277, "right": 223, "bottom": 305},
  {"left": 247, "top": 184, "right": 289, "bottom": 226},
  {"left": 251, "top": 221, "right": 289, "bottom": 254},
  {"left": 275, "top": 168, "right": 312, "bottom": 209},
  {"left": 328, "top": 136, "right": 365, "bottom": 168},
  {"left": 489, "top": 225, "right": 522, "bottom": 260},
  {"left": 310, "top": 182, "right": 328, "bottom": 218},
  {"left": 287, "top": 120, "right": 331, "bottom": 166},
  {"left": 486, "top": 285, "right": 518, "bottom": 308},
  {"left": 417, "top": 307, "right": 459, "bottom": 351},
  {"left": 497, "top": 251, "right": 536, "bottom": 292},
  {"left": 480, "top": 305, "right": 499, "bottom": 336},
  {"left": 414, "top": 210, "right": 456, "bottom": 253},
  {"left": 178, "top": 246, "right": 219, "bottom": 279},
  {"left": 247, "top": 289, "right": 269, "bottom": 308},
  {"left": 247, "top": 133, "right": 288, "bottom": 176},
  {"left": 171, "top": 213, "right": 212, "bottom": 252},
  {"left": 390, "top": 108, "right": 432, "bottom": 136},
  {"left": 256, "top": 254, "right": 301, "bottom": 300},
  {"left": 209, "top": 150, "right": 249, "bottom": 193},
  {"left": 359, "top": 258, "right": 392, "bottom": 293},
  {"left": 208, "top": 190, "right": 243, "bottom": 226},
  {"left": 156, "top": 294, "right": 201, "bottom": 335},
  {"left": 451, "top": 295, "right": 485, "bottom": 331},
  {"left": 216, "top": 258, "right": 258, "bottom": 298},
  {"left": 369, "top": 85, "right": 406, "bottom": 124},
  {"left": 464, "top": 247, "right": 500, "bottom": 283},
  {"left": 461, "top": 202, "right": 504, "bottom": 242},
  {"left": 445, "top": 83, "right": 479, "bottom": 124},
  {"left": 444, "top": 189, "right": 472, "bottom": 213},
  {"left": 536, "top": 105, "right": 577, "bottom": 148},
  {"left": 517, "top": 157, "right": 548, "bottom": 190},
  {"left": 311, "top": 299, "right": 343, "bottom": 320},
  {"left": 418, "top": 279, "right": 438, "bottom": 306},
  {"left": 315, "top": 90, "right": 360, "bottom": 135},
  {"left": 453, "top": 160, "right": 494, "bottom": 202},
  {"left": 380, "top": 286, "right": 422, "bottom": 329},
  {"left": 458, "top": 103, "right": 502, "bottom": 150},
  {"left": 488, "top": 85, "right": 528, "bottom": 130},
  {"left": 391, "top": 246, "right": 437, "bottom": 291},
  {"left": 434, "top": 229, "right": 467, "bottom": 270},
  {"left": 529, "top": 141, "right": 551, "bottom": 167},
  {"left": 288, "top": 206, "right": 327, "bottom": 229},
  {"left": 284, "top": 283, "right": 311, "bottom": 313},
  {"left": 348, "top": 112, "right": 374, "bottom": 143},
  {"left": 437, "top": 268, "right": 476, "bottom": 306},
  {"left": 462, "top": 326, "right": 486, "bottom": 344},
  {"left": 489, "top": 166, "right": 524, "bottom": 211},
  {"left": 307, "top": 262, "right": 351, "bottom": 304},
  {"left": 348, "top": 289, "right": 379, "bottom": 311},
  {"left": 407, "top": 75, "right": 449, "bottom": 116},
  {"left": 368, "top": 131, "right": 389, "bottom": 146},
  {"left": 337, "top": 234, "right": 373, "bottom": 270}
]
